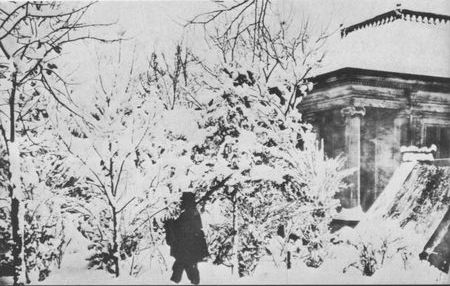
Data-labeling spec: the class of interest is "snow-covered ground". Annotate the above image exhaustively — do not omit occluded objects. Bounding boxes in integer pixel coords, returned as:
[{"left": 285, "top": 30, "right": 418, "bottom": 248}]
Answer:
[
  {"left": 30, "top": 238, "right": 448, "bottom": 285},
  {"left": 3, "top": 161, "right": 447, "bottom": 285},
  {"left": 33, "top": 252, "right": 447, "bottom": 285}
]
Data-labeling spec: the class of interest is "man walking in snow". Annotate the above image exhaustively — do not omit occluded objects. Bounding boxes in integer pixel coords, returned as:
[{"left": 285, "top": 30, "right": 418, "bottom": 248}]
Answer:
[{"left": 165, "top": 192, "right": 208, "bottom": 285}]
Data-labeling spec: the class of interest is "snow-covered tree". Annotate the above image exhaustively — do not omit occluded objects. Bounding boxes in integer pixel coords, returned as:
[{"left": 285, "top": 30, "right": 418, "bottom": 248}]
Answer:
[
  {"left": 143, "top": 45, "right": 346, "bottom": 275},
  {"left": 142, "top": 44, "right": 197, "bottom": 110},
  {"left": 179, "top": 64, "right": 345, "bottom": 275},
  {"left": 22, "top": 157, "right": 69, "bottom": 283},
  {"left": 180, "top": 0, "right": 345, "bottom": 276},
  {"left": 188, "top": 0, "right": 336, "bottom": 116},
  {"left": 53, "top": 44, "right": 193, "bottom": 277},
  {"left": 0, "top": 2, "right": 116, "bottom": 284},
  {"left": 0, "top": 85, "right": 74, "bottom": 283},
  {"left": 132, "top": 2, "right": 346, "bottom": 276}
]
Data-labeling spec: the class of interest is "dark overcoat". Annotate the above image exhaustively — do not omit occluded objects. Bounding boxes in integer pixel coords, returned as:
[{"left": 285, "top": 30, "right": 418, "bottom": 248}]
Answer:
[{"left": 165, "top": 208, "right": 208, "bottom": 264}]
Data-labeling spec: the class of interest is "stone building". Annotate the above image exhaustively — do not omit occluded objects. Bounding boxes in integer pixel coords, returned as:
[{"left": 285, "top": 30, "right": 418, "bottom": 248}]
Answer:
[{"left": 299, "top": 7, "right": 450, "bottom": 212}]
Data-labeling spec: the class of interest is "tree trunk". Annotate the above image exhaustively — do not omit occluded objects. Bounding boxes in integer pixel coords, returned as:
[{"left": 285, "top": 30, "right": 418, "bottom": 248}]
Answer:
[
  {"left": 108, "top": 152, "right": 119, "bottom": 277},
  {"left": 286, "top": 251, "right": 291, "bottom": 269},
  {"left": 231, "top": 194, "right": 240, "bottom": 278},
  {"left": 9, "top": 70, "right": 25, "bottom": 286},
  {"left": 10, "top": 195, "right": 22, "bottom": 285},
  {"left": 112, "top": 207, "right": 119, "bottom": 277}
]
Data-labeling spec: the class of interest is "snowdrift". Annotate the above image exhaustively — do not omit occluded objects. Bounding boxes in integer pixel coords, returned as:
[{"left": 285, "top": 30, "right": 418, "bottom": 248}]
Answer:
[{"left": 358, "top": 159, "right": 450, "bottom": 272}]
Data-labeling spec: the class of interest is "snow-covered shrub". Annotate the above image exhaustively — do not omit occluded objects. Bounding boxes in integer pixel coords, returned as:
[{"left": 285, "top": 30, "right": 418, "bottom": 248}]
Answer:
[
  {"left": 141, "top": 45, "right": 197, "bottom": 110},
  {"left": 185, "top": 68, "right": 300, "bottom": 276},
  {"left": 133, "top": 5, "right": 344, "bottom": 276},
  {"left": 182, "top": 65, "right": 346, "bottom": 276},
  {"left": 52, "top": 46, "right": 189, "bottom": 277},
  {"left": 86, "top": 243, "right": 116, "bottom": 274},
  {"left": 284, "top": 132, "right": 346, "bottom": 268},
  {"left": 341, "top": 221, "right": 413, "bottom": 276},
  {"left": 207, "top": 223, "right": 234, "bottom": 267},
  {"left": 0, "top": 151, "right": 12, "bottom": 275},
  {"left": 392, "top": 164, "right": 450, "bottom": 228},
  {"left": 0, "top": 125, "right": 70, "bottom": 283},
  {"left": 333, "top": 163, "right": 450, "bottom": 279},
  {"left": 256, "top": 136, "right": 346, "bottom": 270},
  {"left": 238, "top": 230, "right": 263, "bottom": 275},
  {"left": 21, "top": 152, "right": 71, "bottom": 282},
  {"left": 177, "top": 6, "right": 345, "bottom": 273},
  {"left": 74, "top": 207, "right": 115, "bottom": 274},
  {"left": 0, "top": 137, "right": 71, "bottom": 283},
  {"left": 0, "top": 206, "right": 13, "bottom": 276},
  {"left": 23, "top": 201, "right": 66, "bottom": 282}
]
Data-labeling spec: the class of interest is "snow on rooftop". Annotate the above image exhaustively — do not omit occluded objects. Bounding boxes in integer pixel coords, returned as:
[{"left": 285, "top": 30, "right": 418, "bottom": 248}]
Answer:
[{"left": 316, "top": 7, "right": 450, "bottom": 78}]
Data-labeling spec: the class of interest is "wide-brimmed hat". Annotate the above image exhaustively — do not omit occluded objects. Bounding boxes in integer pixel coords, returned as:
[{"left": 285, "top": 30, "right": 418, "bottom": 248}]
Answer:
[{"left": 181, "top": 192, "right": 195, "bottom": 203}]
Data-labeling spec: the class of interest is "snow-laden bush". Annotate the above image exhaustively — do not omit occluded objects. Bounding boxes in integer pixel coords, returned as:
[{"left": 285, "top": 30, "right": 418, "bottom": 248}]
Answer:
[
  {"left": 337, "top": 163, "right": 450, "bottom": 277},
  {"left": 24, "top": 200, "right": 67, "bottom": 282},
  {"left": 0, "top": 139, "right": 72, "bottom": 283},
  {"left": 0, "top": 206, "right": 13, "bottom": 276},
  {"left": 21, "top": 151, "right": 71, "bottom": 282},
  {"left": 391, "top": 164, "right": 450, "bottom": 228},
  {"left": 52, "top": 46, "right": 191, "bottom": 277},
  {"left": 0, "top": 149, "right": 13, "bottom": 275},
  {"left": 0, "top": 122, "right": 73, "bottom": 283},
  {"left": 181, "top": 65, "right": 347, "bottom": 276},
  {"left": 132, "top": 5, "right": 345, "bottom": 275},
  {"left": 339, "top": 221, "right": 414, "bottom": 276},
  {"left": 284, "top": 131, "right": 347, "bottom": 269}
]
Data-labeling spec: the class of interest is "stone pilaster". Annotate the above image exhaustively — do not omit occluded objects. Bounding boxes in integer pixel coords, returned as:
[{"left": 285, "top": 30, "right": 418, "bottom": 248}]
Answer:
[{"left": 340, "top": 105, "right": 366, "bottom": 208}]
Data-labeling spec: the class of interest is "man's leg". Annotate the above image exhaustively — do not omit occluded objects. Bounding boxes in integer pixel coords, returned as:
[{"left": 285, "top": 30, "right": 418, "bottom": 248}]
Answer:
[
  {"left": 185, "top": 263, "right": 200, "bottom": 285},
  {"left": 170, "top": 260, "right": 184, "bottom": 283}
]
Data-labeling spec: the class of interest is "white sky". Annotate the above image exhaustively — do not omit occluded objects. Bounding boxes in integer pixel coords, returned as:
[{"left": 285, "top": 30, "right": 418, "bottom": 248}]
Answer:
[
  {"left": 63, "top": 0, "right": 450, "bottom": 89},
  {"left": 86, "top": 0, "right": 450, "bottom": 50}
]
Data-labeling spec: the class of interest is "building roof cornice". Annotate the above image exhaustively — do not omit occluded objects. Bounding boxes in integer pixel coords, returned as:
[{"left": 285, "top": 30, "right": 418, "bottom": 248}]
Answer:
[
  {"left": 310, "top": 67, "right": 450, "bottom": 93},
  {"left": 341, "top": 8, "right": 450, "bottom": 38}
]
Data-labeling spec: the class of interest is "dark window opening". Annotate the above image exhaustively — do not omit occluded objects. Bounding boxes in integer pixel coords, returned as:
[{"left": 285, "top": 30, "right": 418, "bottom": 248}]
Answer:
[{"left": 425, "top": 125, "right": 450, "bottom": 159}]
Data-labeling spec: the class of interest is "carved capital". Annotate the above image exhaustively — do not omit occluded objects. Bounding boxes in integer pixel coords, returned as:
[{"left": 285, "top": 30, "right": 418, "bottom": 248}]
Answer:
[{"left": 341, "top": 105, "right": 366, "bottom": 118}]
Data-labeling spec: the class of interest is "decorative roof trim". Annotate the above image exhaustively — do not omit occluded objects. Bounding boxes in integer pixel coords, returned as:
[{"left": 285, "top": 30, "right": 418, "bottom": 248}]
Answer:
[
  {"left": 341, "top": 9, "right": 450, "bottom": 38},
  {"left": 313, "top": 67, "right": 450, "bottom": 83},
  {"left": 309, "top": 67, "right": 450, "bottom": 93}
]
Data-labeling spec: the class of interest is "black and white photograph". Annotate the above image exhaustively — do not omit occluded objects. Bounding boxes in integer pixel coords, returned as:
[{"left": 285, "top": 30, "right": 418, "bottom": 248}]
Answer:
[{"left": 0, "top": 0, "right": 449, "bottom": 284}]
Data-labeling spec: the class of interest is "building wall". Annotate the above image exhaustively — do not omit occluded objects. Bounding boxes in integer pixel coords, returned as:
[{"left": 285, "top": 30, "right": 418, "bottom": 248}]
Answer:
[
  {"left": 311, "top": 109, "right": 352, "bottom": 207},
  {"left": 361, "top": 108, "right": 399, "bottom": 211},
  {"left": 314, "top": 109, "right": 345, "bottom": 158},
  {"left": 309, "top": 106, "right": 450, "bottom": 211},
  {"left": 312, "top": 107, "right": 403, "bottom": 210},
  {"left": 299, "top": 68, "right": 450, "bottom": 212}
]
